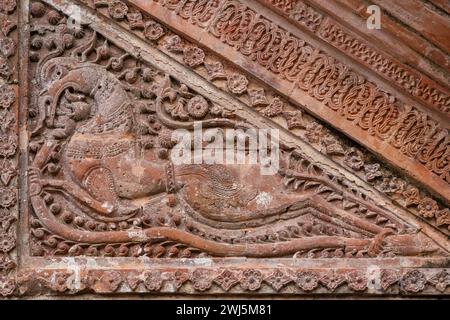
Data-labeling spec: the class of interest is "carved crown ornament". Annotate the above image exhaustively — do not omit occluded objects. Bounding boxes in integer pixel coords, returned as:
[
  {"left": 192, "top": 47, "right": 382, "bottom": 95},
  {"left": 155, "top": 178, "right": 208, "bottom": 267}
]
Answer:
[{"left": 0, "top": 0, "right": 448, "bottom": 298}]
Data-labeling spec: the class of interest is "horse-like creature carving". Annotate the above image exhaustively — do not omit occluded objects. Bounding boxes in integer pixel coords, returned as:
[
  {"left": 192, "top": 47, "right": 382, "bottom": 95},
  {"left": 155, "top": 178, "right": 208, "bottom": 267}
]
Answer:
[{"left": 28, "top": 52, "right": 443, "bottom": 258}]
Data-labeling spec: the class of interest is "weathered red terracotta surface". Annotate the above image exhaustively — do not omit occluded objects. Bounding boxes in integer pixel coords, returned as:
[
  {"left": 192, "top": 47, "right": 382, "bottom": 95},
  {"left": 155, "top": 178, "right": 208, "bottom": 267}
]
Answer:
[{"left": 0, "top": 0, "right": 449, "bottom": 298}]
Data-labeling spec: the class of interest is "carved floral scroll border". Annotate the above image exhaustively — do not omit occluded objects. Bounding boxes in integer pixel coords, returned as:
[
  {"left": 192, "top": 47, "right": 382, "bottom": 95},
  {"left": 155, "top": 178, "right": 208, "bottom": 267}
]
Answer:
[
  {"left": 0, "top": 0, "right": 19, "bottom": 298},
  {"left": 76, "top": 0, "right": 450, "bottom": 233},
  {"left": 14, "top": 267, "right": 450, "bottom": 295},
  {"left": 0, "top": 0, "right": 447, "bottom": 298}
]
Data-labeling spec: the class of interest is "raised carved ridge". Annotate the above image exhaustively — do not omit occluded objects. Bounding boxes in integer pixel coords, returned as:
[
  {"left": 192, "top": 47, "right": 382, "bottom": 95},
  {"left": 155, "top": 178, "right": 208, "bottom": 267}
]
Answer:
[{"left": 16, "top": 267, "right": 450, "bottom": 295}]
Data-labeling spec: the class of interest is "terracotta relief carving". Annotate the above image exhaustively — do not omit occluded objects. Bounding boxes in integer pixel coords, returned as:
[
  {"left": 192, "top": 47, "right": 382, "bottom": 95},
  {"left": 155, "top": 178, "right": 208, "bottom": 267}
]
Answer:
[
  {"left": 1, "top": 0, "right": 449, "bottom": 298},
  {"left": 76, "top": 0, "right": 450, "bottom": 233},
  {"left": 121, "top": 0, "right": 449, "bottom": 203},
  {"left": 318, "top": 18, "right": 450, "bottom": 115},
  {"left": 28, "top": 22, "right": 444, "bottom": 260},
  {"left": 14, "top": 267, "right": 450, "bottom": 295},
  {"left": 260, "top": 0, "right": 450, "bottom": 116},
  {"left": 207, "top": 0, "right": 449, "bottom": 177},
  {"left": 272, "top": 0, "right": 323, "bottom": 32},
  {"left": 0, "top": 0, "right": 17, "bottom": 297}
]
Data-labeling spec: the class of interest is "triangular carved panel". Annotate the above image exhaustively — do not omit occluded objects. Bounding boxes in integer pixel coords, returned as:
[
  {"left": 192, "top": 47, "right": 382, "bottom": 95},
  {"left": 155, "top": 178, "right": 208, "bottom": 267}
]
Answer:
[
  {"left": 56, "top": 0, "right": 450, "bottom": 235},
  {"left": 0, "top": 0, "right": 449, "bottom": 298}
]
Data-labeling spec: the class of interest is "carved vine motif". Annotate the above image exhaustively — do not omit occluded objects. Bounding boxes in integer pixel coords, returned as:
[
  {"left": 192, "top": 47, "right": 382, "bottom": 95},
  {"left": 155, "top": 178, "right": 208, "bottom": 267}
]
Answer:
[
  {"left": 26, "top": 5, "right": 448, "bottom": 263},
  {"left": 0, "top": 0, "right": 17, "bottom": 298},
  {"left": 79, "top": 0, "right": 450, "bottom": 233}
]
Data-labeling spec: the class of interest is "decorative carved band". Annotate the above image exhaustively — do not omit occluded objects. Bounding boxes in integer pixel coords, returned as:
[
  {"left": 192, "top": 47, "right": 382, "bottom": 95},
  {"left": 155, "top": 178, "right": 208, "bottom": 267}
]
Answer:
[
  {"left": 79, "top": 0, "right": 450, "bottom": 232},
  {"left": 318, "top": 18, "right": 450, "bottom": 116},
  {"left": 28, "top": 0, "right": 450, "bottom": 262},
  {"left": 0, "top": 0, "right": 448, "bottom": 299}
]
